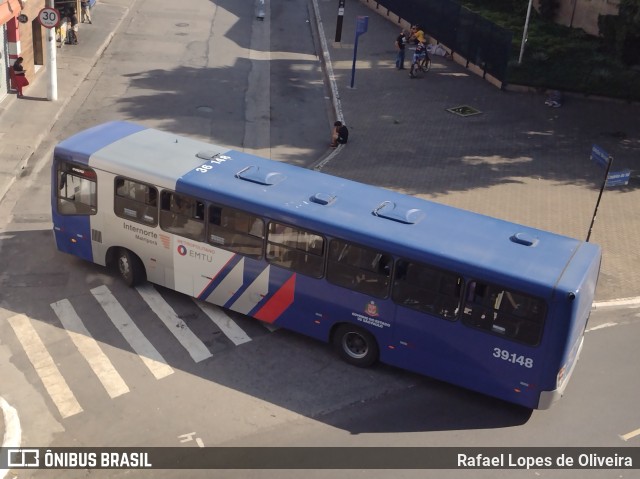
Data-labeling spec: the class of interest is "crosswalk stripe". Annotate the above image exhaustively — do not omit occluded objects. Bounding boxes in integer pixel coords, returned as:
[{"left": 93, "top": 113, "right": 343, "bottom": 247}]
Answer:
[
  {"left": 51, "top": 299, "right": 130, "bottom": 399},
  {"left": 136, "top": 283, "right": 213, "bottom": 363},
  {"left": 7, "top": 314, "right": 83, "bottom": 418},
  {"left": 91, "top": 285, "right": 174, "bottom": 380},
  {"left": 194, "top": 300, "right": 252, "bottom": 346}
]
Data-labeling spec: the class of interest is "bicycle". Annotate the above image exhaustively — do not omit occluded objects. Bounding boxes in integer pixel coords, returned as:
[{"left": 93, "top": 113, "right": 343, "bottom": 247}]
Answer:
[{"left": 409, "top": 52, "right": 431, "bottom": 78}]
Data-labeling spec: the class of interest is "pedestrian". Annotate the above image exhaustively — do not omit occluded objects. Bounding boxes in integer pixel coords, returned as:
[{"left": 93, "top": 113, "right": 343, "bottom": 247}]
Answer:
[
  {"left": 81, "top": 0, "right": 92, "bottom": 24},
  {"left": 12, "top": 57, "right": 29, "bottom": 98},
  {"left": 69, "top": 9, "right": 79, "bottom": 44},
  {"left": 330, "top": 121, "right": 349, "bottom": 148},
  {"left": 395, "top": 30, "right": 407, "bottom": 70}
]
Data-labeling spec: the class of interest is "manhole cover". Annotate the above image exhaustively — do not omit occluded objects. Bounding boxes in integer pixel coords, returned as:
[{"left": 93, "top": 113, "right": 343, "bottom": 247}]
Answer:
[{"left": 446, "top": 105, "right": 482, "bottom": 117}]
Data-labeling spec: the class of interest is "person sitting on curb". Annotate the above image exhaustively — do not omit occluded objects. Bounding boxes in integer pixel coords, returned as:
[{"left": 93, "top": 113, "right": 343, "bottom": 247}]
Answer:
[{"left": 330, "top": 121, "right": 349, "bottom": 148}]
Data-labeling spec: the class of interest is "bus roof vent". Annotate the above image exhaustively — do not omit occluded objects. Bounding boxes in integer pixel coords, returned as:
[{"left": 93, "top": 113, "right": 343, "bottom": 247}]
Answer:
[
  {"left": 310, "top": 193, "right": 336, "bottom": 206},
  {"left": 510, "top": 232, "right": 539, "bottom": 247},
  {"left": 235, "top": 166, "right": 286, "bottom": 186},
  {"left": 372, "top": 201, "right": 424, "bottom": 224},
  {"left": 196, "top": 150, "right": 221, "bottom": 161}
]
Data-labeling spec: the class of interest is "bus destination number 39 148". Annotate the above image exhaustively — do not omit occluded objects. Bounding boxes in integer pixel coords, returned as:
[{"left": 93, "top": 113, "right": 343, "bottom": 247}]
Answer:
[{"left": 493, "top": 347, "right": 534, "bottom": 368}]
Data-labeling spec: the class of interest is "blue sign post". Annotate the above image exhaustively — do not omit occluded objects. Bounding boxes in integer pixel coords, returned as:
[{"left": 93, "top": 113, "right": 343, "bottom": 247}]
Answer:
[
  {"left": 350, "top": 16, "right": 369, "bottom": 89},
  {"left": 606, "top": 169, "right": 631, "bottom": 187},
  {"left": 591, "top": 144, "right": 630, "bottom": 187},
  {"left": 587, "top": 144, "right": 613, "bottom": 242},
  {"left": 591, "top": 144, "right": 610, "bottom": 169}
]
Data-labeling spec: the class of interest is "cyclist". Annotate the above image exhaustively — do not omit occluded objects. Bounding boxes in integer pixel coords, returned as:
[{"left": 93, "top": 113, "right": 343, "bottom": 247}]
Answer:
[{"left": 409, "top": 38, "right": 428, "bottom": 78}]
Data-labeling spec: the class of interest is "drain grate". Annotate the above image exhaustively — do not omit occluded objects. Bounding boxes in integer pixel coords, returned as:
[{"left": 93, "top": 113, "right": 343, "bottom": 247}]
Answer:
[{"left": 446, "top": 105, "right": 482, "bottom": 117}]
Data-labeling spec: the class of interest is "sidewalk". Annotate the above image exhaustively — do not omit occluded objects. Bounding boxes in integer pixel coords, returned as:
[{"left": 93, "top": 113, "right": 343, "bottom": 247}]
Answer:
[
  {"left": 313, "top": 0, "right": 640, "bottom": 302},
  {"left": 0, "top": 1, "right": 129, "bottom": 202}
]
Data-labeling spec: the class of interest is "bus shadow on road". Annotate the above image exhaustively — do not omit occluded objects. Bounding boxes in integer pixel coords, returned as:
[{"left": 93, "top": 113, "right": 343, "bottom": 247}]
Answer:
[{"left": 0, "top": 229, "right": 532, "bottom": 437}]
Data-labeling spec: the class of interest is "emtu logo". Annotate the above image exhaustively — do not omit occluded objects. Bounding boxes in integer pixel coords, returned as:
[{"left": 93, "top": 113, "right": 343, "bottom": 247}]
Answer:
[{"left": 177, "top": 245, "right": 187, "bottom": 256}]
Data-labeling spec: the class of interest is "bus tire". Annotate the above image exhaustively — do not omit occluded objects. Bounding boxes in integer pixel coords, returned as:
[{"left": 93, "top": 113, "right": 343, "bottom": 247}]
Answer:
[
  {"left": 117, "top": 248, "right": 145, "bottom": 287},
  {"left": 333, "top": 324, "right": 379, "bottom": 368}
]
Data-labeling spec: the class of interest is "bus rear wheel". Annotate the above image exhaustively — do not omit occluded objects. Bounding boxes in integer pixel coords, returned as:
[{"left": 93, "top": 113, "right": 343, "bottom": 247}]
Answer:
[
  {"left": 333, "top": 324, "right": 379, "bottom": 368},
  {"left": 117, "top": 248, "right": 145, "bottom": 287}
]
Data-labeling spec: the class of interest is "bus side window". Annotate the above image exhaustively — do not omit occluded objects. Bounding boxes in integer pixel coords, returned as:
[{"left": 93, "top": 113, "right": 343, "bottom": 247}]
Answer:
[
  {"left": 207, "top": 204, "right": 264, "bottom": 259},
  {"left": 391, "top": 259, "right": 462, "bottom": 320},
  {"left": 462, "top": 281, "right": 546, "bottom": 346},
  {"left": 327, "top": 240, "right": 391, "bottom": 298},
  {"left": 56, "top": 162, "right": 97, "bottom": 216},
  {"left": 159, "top": 191, "right": 204, "bottom": 241},
  {"left": 266, "top": 222, "right": 324, "bottom": 277},
  {"left": 114, "top": 178, "right": 158, "bottom": 226}
]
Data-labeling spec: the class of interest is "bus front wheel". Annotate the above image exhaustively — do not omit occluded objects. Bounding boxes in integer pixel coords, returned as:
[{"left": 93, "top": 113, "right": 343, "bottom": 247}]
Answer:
[
  {"left": 333, "top": 324, "right": 379, "bottom": 368},
  {"left": 117, "top": 248, "right": 145, "bottom": 287}
]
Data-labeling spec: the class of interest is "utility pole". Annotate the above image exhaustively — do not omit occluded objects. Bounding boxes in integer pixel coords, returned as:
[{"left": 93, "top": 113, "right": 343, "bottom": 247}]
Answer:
[
  {"left": 518, "top": 0, "right": 533, "bottom": 64},
  {"left": 46, "top": 0, "right": 58, "bottom": 100}
]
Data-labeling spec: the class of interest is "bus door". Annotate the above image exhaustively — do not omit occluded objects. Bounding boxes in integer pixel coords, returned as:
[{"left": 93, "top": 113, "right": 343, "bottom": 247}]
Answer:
[{"left": 52, "top": 161, "right": 98, "bottom": 262}]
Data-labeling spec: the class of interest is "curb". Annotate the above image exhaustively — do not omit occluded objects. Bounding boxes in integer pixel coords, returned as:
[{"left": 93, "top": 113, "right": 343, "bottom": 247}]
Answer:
[{"left": 592, "top": 297, "right": 640, "bottom": 309}]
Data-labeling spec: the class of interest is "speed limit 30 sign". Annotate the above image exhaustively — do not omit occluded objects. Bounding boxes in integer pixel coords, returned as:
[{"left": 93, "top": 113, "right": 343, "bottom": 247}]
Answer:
[{"left": 38, "top": 7, "right": 61, "bottom": 29}]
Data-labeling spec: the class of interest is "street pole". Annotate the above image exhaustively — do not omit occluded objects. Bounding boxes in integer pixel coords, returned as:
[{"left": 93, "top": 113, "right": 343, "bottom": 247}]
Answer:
[
  {"left": 47, "top": 0, "right": 58, "bottom": 101},
  {"left": 586, "top": 155, "right": 613, "bottom": 242},
  {"left": 349, "top": 16, "right": 368, "bottom": 89},
  {"left": 518, "top": 0, "right": 533, "bottom": 64},
  {"left": 335, "top": 0, "right": 345, "bottom": 42}
]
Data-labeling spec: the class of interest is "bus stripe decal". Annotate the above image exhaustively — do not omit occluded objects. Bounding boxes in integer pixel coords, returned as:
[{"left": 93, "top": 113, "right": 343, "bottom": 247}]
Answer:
[
  {"left": 254, "top": 274, "right": 296, "bottom": 324},
  {"left": 227, "top": 265, "right": 270, "bottom": 315},
  {"left": 197, "top": 254, "right": 243, "bottom": 301}
]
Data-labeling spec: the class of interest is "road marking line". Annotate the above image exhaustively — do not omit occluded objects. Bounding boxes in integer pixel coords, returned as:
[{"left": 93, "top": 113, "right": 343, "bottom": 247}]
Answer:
[
  {"left": 51, "top": 299, "right": 129, "bottom": 399},
  {"left": 136, "top": 283, "right": 212, "bottom": 363},
  {"left": 620, "top": 428, "right": 640, "bottom": 441},
  {"left": 194, "top": 300, "right": 252, "bottom": 346},
  {"left": 585, "top": 322, "right": 617, "bottom": 332},
  {"left": 91, "top": 285, "right": 174, "bottom": 380},
  {"left": 7, "top": 314, "right": 83, "bottom": 418}
]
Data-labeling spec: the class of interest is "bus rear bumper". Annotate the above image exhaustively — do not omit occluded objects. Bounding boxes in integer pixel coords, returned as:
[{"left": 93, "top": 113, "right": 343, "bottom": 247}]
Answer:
[{"left": 537, "top": 336, "right": 584, "bottom": 409}]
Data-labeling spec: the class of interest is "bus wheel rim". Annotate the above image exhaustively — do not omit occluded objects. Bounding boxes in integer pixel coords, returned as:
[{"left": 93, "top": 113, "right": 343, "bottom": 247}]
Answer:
[
  {"left": 118, "top": 254, "right": 130, "bottom": 278},
  {"left": 342, "top": 332, "right": 368, "bottom": 359}
]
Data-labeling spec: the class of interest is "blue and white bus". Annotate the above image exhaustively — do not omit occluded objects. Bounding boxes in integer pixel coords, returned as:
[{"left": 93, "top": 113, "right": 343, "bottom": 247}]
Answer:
[{"left": 51, "top": 121, "right": 601, "bottom": 409}]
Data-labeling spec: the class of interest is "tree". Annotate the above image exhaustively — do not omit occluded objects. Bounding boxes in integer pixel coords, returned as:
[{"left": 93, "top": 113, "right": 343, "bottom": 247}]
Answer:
[{"left": 598, "top": 0, "right": 640, "bottom": 65}]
